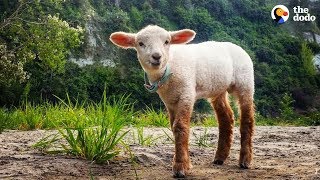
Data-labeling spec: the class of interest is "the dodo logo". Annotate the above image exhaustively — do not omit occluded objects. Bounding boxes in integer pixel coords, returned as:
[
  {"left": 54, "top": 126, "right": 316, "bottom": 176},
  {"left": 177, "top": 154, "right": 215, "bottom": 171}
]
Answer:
[{"left": 271, "top": 5, "right": 289, "bottom": 24}]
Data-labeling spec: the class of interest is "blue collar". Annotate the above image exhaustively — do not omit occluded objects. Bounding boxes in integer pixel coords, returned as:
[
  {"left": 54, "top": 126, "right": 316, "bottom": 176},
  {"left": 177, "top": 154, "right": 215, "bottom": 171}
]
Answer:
[{"left": 144, "top": 65, "right": 173, "bottom": 93}]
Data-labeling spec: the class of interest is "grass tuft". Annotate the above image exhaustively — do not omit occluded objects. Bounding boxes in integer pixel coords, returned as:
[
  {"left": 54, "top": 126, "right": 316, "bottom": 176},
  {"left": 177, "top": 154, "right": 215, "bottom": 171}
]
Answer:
[
  {"left": 136, "top": 106, "right": 168, "bottom": 127},
  {"left": 32, "top": 92, "right": 133, "bottom": 164},
  {"left": 193, "top": 127, "right": 212, "bottom": 148},
  {"left": 132, "top": 126, "right": 163, "bottom": 146}
]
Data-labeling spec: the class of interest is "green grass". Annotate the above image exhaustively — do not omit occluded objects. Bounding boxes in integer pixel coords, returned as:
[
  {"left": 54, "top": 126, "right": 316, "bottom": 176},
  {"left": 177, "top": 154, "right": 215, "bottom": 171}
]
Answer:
[
  {"left": 1, "top": 103, "right": 318, "bottom": 134},
  {"left": 193, "top": 127, "right": 212, "bottom": 148},
  {"left": 0, "top": 109, "right": 8, "bottom": 133},
  {"left": 132, "top": 126, "right": 163, "bottom": 146},
  {"left": 135, "top": 106, "right": 168, "bottom": 127},
  {"left": 192, "top": 116, "right": 218, "bottom": 127},
  {"left": 255, "top": 113, "right": 320, "bottom": 126},
  {"left": 0, "top": 93, "right": 135, "bottom": 131},
  {"left": 58, "top": 94, "right": 131, "bottom": 163},
  {"left": 1, "top": 91, "right": 317, "bottom": 167},
  {"left": 1, "top": 92, "right": 319, "bottom": 164},
  {"left": 32, "top": 92, "right": 132, "bottom": 164}
]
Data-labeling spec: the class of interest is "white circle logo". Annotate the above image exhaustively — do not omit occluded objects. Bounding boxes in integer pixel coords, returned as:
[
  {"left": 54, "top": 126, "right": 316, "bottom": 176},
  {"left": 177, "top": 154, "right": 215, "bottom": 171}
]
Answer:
[{"left": 271, "top": 5, "right": 290, "bottom": 24}]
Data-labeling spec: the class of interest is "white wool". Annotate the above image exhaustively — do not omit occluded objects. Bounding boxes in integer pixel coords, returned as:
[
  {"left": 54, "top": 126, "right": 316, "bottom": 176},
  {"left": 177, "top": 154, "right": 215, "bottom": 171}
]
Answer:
[{"left": 158, "top": 42, "right": 254, "bottom": 107}]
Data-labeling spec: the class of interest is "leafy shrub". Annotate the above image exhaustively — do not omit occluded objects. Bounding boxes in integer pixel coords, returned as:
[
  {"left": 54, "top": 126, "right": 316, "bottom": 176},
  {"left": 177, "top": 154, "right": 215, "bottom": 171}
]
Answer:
[{"left": 280, "top": 93, "right": 295, "bottom": 120}]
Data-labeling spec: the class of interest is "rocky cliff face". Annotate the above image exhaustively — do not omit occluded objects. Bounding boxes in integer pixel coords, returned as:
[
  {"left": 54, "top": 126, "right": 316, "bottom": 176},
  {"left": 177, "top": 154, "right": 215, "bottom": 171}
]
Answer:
[
  {"left": 69, "top": 20, "right": 116, "bottom": 67},
  {"left": 68, "top": 1, "right": 118, "bottom": 68}
]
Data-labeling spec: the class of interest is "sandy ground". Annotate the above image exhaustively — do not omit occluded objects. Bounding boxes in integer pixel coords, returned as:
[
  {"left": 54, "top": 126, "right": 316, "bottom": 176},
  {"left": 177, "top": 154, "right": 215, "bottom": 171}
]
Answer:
[{"left": 0, "top": 126, "right": 320, "bottom": 180}]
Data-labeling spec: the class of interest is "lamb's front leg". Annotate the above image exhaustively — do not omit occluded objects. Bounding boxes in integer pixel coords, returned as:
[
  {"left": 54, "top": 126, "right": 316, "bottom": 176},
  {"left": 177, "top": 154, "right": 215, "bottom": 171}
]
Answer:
[{"left": 171, "top": 103, "right": 193, "bottom": 178}]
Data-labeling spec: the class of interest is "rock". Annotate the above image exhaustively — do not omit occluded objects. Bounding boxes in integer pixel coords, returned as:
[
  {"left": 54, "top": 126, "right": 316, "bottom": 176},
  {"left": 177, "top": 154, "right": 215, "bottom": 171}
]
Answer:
[{"left": 135, "top": 152, "right": 164, "bottom": 166}]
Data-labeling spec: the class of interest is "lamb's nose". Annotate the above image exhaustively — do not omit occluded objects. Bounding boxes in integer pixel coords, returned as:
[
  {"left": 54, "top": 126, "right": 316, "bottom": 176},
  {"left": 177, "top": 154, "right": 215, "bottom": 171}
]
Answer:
[{"left": 152, "top": 53, "right": 162, "bottom": 61}]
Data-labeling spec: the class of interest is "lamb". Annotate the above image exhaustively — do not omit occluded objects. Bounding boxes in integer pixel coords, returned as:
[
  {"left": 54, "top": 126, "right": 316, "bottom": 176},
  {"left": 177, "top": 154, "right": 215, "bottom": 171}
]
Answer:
[{"left": 109, "top": 25, "right": 255, "bottom": 178}]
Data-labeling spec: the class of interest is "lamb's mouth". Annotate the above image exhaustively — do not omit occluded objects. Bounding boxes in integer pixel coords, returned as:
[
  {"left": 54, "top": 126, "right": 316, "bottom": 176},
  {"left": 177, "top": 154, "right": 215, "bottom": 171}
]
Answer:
[{"left": 150, "top": 61, "right": 161, "bottom": 66}]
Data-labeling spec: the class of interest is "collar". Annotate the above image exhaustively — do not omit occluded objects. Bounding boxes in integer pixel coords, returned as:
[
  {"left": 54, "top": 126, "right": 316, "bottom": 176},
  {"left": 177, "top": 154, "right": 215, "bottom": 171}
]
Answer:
[{"left": 144, "top": 65, "right": 173, "bottom": 93}]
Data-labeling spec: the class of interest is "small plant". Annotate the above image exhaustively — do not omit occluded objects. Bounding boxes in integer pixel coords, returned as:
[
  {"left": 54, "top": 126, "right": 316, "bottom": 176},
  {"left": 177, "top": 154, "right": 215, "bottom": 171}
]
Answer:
[
  {"left": 58, "top": 93, "right": 132, "bottom": 163},
  {"left": 193, "top": 127, "right": 212, "bottom": 148},
  {"left": 162, "top": 128, "right": 174, "bottom": 144},
  {"left": 280, "top": 93, "right": 295, "bottom": 120},
  {"left": 19, "top": 103, "right": 43, "bottom": 130},
  {"left": 308, "top": 112, "right": 320, "bottom": 126},
  {"left": 59, "top": 125, "right": 128, "bottom": 164},
  {"left": 200, "top": 116, "right": 218, "bottom": 127},
  {"left": 33, "top": 92, "right": 133, "bottom": 164},
  {"left": 0, "top": 109, "right": 7, "bottom": 133},
  {"left": 32, "top": 133, "right": 61, "bottom": 153},
  {"left": 122, "top": 142, "right": 139, "bottom": 179},
  {"left": 133, "top": 126, "right": 162, "bottom": 146}
]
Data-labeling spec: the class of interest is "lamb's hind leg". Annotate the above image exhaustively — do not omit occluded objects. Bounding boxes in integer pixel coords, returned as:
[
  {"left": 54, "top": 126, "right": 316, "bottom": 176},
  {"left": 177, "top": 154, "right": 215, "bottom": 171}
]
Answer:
[
  {"left": 210, "top": 92, "right": 234, "bottom": 165},
  {"left": 237, "top": 91, "right": 255, "bottom": 169}
]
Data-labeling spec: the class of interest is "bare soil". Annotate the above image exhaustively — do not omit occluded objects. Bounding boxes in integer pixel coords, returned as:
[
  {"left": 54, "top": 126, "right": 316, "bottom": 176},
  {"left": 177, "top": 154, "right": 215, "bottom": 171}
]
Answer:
[{"left": 1, "top": 126, "right": 320, "bottom": 180}]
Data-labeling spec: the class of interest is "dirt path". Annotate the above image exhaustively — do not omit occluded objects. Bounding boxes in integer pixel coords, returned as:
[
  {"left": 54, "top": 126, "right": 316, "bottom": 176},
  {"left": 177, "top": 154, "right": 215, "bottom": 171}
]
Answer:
[{"left": 1, "top": 126, "right": 320, "bottom": 179}]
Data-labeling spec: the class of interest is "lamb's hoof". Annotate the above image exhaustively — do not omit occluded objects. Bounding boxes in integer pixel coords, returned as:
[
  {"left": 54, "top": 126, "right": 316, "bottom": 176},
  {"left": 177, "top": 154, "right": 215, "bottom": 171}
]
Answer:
[
  {"left": 239, "top": 162, "right": 250, "bottom": 169},
  {"left": 173, "top": 170, "right": 185, "bottom": 178},
  {"left": 213, "top": 160, "right": 224, "bottom": 165}
]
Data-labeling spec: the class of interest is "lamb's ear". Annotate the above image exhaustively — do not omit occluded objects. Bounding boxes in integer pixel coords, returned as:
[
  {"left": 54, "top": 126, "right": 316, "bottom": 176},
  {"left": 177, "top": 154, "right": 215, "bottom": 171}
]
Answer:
[
  {"left": 109, "top": 32, "right": 136, "bottom": 49},
  {"left": 170, "top": 29, "right": 196, "bottom": 44}
]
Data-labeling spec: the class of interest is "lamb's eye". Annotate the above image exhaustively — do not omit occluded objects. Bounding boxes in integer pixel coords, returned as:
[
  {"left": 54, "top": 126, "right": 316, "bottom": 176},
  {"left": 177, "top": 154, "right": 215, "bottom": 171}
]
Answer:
[
  {"left": 139, "top": 42, "right": 145, "bottom": 47},
  {"left": 164, "top": 40, "right": 169, "bottom": 45}
]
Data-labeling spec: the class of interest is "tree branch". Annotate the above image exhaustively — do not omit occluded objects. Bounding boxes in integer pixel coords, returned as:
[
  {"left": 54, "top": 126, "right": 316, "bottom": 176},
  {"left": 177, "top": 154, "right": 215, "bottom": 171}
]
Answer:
[{"left": 0, "top": 0, "right": 32, "bottom": 30}]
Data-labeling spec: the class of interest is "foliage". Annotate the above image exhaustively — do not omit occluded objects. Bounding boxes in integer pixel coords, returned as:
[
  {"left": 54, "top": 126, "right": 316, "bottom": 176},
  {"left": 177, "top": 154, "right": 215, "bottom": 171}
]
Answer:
[
  {"left": 198, "top": 116, "right": 218, "bottom": 127},
  {"left": 136, "top": 106, "right": 169, "bottom": 127},
  {"left": 0, "top": 109, "right": 8, "bottom": 133},
  {"left": 301, "top": 42, "right": 316, "bottom": 76},
  {"left": 59, "top": 124, "right": 128, "bottom": 164},
  {"left": 32, "top": 92, "right": 132, "bottom": 164},
  {"left": 0, "top": 0, "right": 319, "bottom": 120},
  {"left": 132, "top": 126, "right": 162, "bottom": 146},
  {"left": 193, "top": 127, "right": 212, "bottom": 148},
  {"left": 280, "top": 93, "right": 295, "bottom": 120},
  {"left": 0, "top": 44, "right": 27, "bottom": 85},
  {"left": 0, "top": 0, "right": 83, "bottom": 97}
]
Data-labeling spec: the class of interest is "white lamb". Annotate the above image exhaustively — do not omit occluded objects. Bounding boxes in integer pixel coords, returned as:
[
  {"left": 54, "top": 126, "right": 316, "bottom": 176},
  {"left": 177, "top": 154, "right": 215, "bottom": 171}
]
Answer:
[{"left": 110, "top": 25, "right": 255, "bottom": 178}]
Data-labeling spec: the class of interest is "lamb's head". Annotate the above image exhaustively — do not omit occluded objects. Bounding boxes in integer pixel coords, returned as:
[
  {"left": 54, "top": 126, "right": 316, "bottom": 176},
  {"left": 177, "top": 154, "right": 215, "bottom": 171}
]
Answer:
[{"left": 109, "top": 25, "right": 196, "bottom": 72}]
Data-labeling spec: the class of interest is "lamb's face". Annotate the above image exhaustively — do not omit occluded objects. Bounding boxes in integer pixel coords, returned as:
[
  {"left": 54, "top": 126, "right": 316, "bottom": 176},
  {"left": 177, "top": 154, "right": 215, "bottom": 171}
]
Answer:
[
  {"left": 135, "top": 26, "right": 171, "bottom": 71},
  {"left": 109, "top": 25, "right": 196, "bottom": 73}
]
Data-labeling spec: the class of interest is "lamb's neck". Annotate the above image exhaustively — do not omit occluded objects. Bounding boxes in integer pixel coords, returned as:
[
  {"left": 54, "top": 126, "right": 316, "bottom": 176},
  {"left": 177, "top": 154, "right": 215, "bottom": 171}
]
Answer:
[{"left": 145, "top": 65, "right": 167, "bottom": 83}]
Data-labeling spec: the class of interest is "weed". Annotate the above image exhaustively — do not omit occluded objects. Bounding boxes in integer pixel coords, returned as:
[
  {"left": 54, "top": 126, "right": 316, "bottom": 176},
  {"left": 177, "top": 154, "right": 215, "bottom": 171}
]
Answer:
[
  {"left": 162, "top": 128, "right": 174, "bottom": 144},
  {"left": 58, "top": 93, "right": 132, "bottom": 163},
  {"left": 33, "top": 92, "right": 133, "bottom": 164},
  {"left": 280, "top": 93, "right": 295, "bottom": 120},
  {"left": 32, "top": 133, "right": 61, "bottom": 153},
  {"left": 0, "top": 109, "right": 7, "bottom": 133},
  {"left": 122, "top": 142, "right": 140, "bottom": 179},
  {"left": 201, "top": 116, "right": 218, "bottom": 127},
  {"left": 19, "top": 103, "right": 43, "bottom": 130},
  {"left": 89, "top": 167, "right": 95, "bottom": 180},
  {"left": 193, "top": 127, "right": 212, "bottom": 148},
  {"left": 59, "top": 125, "right": 128, "bottom": 164},
  {"left": 133, "top": 126, "right": 162, "bottom": 146}
]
